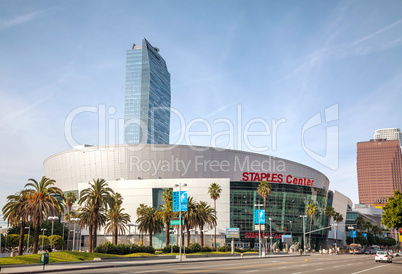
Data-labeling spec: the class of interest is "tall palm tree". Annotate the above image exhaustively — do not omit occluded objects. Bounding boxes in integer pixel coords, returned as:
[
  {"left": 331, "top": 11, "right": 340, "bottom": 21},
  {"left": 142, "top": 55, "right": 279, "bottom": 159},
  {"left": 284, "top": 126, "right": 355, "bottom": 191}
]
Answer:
[
  {"left": 136, "top": 205, "right": 164, "bottom": 246},
  {"left": 136, "top": 203, "right": 148, "bottom": 244},
  {"left": 323, "top": 206, "right": 335, "bottom": 248},
  {"left": 23, "top": 176, "right": 64, "bottom": 254},
  {"left": 79, "top": 178, "right": 114, "bottom": 252},
  {"left": 257, "top": 181, "right": 272, "bottom": 250},
  {"left": 208, "top": 183, "right": 222, "bottom": 249},
  {"left": 64, "top": 192, "right": 77, "bottom": 250},
  {"left": 2, "top": 191, "right": 30, "bottom": 255},
  {"left": 162, "top": 188, "right": 173, "bottom": 204},
  {"left": 157, "top": 201, "right": 173, "bottom": 246},
  {"left": 355, "top": 216, "right": 365, "bottom": 233},
  {"left": 306, "top": 203, "right": 317, "bottom": 250},
  {"left": 183, "top": 196, "right": 197, "bottom": 246},
  {"left": 333, "top": 212, "right": 343, "bottom": 248},
  {"left": 104, "top": 193, "right": 131, "bottom": 245},
  {"left": 196, "top": 201, "right": 217, "bottom": 246}
]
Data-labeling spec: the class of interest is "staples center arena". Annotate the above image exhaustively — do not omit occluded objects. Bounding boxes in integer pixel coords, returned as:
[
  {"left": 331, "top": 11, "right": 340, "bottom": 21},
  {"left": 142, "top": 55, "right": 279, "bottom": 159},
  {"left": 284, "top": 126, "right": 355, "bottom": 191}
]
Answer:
[{"left": 44, "top": 144, "right": 330, "bottom": 250}]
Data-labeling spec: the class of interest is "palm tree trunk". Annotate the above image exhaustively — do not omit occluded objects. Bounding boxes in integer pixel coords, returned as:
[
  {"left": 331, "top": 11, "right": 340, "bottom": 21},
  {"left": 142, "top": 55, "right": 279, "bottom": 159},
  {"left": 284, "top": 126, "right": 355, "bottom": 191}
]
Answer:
[
  {"left": 186, "top": 225, "right": 190, "bottom": 247},
  {"left": 114, "top": 226, "right": 118, "bottom": 245},
  {"left": 92, "top": 210, "right": 98, "bottom": 252},
  {"left": 214, "top": 199, "right": 217, "bottom": 250},
  {"left": 18, "top": 221, "right": 25, "bottom": 256},
  {"left": 200, "top": 225, "right": 204, "bottom": 246},
  {"left": 149, "top": 231, "right": 153, "bottom": 246},
  {"left": 32, "top": 217, "right": 40, "bottom": 254},
  {"left": 88, "top": 224, "right": 93, "bottom": 252},
  {"left": 67, "top": 209, "right": 71, "bottom": 250},
  {"left": 165, "top": 222, "right": 170, "bottom": 246},
  {"left": 326, "top": 217, "right": 330, "bottom": 249},
  {"left": 309, "top": 216, "right": 312, "bottom": 250}
]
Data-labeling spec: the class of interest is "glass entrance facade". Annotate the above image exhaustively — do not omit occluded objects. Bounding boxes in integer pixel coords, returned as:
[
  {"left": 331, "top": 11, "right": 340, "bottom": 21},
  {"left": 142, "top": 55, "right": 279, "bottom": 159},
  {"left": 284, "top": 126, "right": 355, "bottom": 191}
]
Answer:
[{"left": 229, "top": 181, "right": 329, "bottom": 250}]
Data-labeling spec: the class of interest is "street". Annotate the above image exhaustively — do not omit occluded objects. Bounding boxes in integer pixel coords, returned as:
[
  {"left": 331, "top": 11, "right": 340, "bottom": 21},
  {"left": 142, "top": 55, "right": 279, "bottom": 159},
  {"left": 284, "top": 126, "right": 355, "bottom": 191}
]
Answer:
[{"left": 51, "top": 254, "right": 402, "bottom": 274}]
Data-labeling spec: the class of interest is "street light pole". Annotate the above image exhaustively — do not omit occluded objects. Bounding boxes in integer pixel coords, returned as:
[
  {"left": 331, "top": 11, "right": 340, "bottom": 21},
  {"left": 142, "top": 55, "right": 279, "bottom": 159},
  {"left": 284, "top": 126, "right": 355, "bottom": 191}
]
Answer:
[
  {"left": 300, "top": 215, "right": 307, "bottom": 255},
  {"left": 25, "top": 226, "right": 30, "bottom": 254},
  {"left": 254, "top": 203, "right": 263, "bottom": 257},
  {"left": 48, "top": 216, "right": 59, "bottom": 249},
  {"left": 175, "top": 183, "right": 187, "bottom": 262},
  {"left": 71, "top": 218, "right": 80, "bottom": 251},
  {"left": 269, "top": 218, "right": 272, "bottom": 253},
  {"left": 41, "top": 228, "right": 47, "bottom": 251}
]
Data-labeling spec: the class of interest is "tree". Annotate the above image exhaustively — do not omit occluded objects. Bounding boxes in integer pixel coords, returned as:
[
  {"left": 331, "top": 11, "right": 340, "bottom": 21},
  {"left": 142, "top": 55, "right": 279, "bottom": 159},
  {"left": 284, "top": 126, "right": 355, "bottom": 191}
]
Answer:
[
  {"left": 208, "top": 183, "right": 222, "bottom": 249},
  {"left": 136, "top": 205, "right": 164, "bottom": 246},
  {"left": 355, "top": 216, "right": 365, "bottom": 233},
  {"left": 323, "top": 206, "right": 335, "bottom": 248},
  {"left": 64, "top": 192, "right": 77, "bottom": 250},
  {"left": 196, "top": 201, "right": 216, "bottom": 246},
  {"left": 306, "top": 203, "right": 317, "bottom": 250},
  {"left": 182, "top": 196, "right": 197, "bottom": 247},
  {"left": 333, "top": 212, "right": 343, "bottom": 247},
  {"left": 104, "top": 193, "right": 131, "bottom": 245},
  {"left": 382, "top": 190, "right": 402, "bottom": 230},
  {"left": 23, "top": 176, "right": 64, "bottom": 254},
  {"left": 79, "top": 178, "right": 114, "bottom": 252},
  {"left": 162, "top": 188, "right": 173, "bottom": 204},
  {"left": 2, "top": 191, "right": 31, "bottom": 255},
  {"left": 136, "top": 204, "right": 148, "bottom": 244},
  {"left": 157, "top": 201, "right": 173, "bottom": 246}
]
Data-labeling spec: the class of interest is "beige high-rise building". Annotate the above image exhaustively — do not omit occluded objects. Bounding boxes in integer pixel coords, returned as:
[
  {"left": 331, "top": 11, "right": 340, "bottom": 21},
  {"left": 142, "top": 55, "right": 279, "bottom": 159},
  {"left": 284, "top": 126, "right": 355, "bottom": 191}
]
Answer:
[{"left": 357, "top": 139, "right": 402, "bottom": 206}]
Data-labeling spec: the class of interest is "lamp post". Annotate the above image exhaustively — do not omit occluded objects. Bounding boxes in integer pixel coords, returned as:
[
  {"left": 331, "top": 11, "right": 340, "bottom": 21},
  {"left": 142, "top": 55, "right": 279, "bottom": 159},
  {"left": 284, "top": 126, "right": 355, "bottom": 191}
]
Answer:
[
  {"left": 71, "top": 218, "right": 80, "bottom": 251},
  {"left": 41, "top": 228, "right": 47, "bottom": 251},
  {"left": 48, "top": 216, "right": 59, "bottom": 249},
  {"left": 202, "top": 229, "right": 208, "bottom": 247},
  {"left": 174, "top": 183, "right": 187, "bottom": 262},
  {"left": 334, "top": 223, "right": 338, "bottom": 254},
  {"left": 76, "top": 231, "right": 81, "bottom": 251},
  {"left": 25, "top": 226, "right": 30, "bottom": 254},
  {"left": 61, "top": 221, "right": 65, "bottom": 251},
  {"left": 128, "top": 223, "right": 134, "bottom": 244},
  {"left": 254, "top": 203, "right": 263, "bottom": 257},
  {"left": 269, "top": 218, "right": 272, "bottom": 253},
  {"left": 299, "top": 215, "right": 307, "bottom": 255}
]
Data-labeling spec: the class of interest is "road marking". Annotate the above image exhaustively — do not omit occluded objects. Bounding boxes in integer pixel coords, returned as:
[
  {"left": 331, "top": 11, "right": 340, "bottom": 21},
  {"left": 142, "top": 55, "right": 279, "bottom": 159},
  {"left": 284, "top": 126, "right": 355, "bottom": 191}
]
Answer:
[
  {"left": 178, "top": 260, "right": 306, "bottom": 273},
  {"left": 351, "top": 264, "right": 387, "bottom": 274}
]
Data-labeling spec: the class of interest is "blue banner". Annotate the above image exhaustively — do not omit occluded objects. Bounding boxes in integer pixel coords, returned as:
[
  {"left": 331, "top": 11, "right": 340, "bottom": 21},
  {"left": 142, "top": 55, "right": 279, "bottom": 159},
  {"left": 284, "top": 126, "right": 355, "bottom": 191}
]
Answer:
[
  {"left": 350, "top": 231, "right": 356, "bottom": 238},
  {"left": 362, "top": 233, "right": 367, "bottom": 239},
  {"left": 253, "top": 209, "right": 265, "bottom": 224},
  {"left": 173, "top": 191, "right": 188, "bottom": 212}
]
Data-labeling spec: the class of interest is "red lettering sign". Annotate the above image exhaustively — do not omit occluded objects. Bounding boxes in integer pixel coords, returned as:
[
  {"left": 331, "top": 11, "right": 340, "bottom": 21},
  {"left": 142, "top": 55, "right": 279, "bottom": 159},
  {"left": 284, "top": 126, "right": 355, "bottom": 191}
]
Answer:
[{"left": 242, "top": 172, "right": 314, "bottom": 187}]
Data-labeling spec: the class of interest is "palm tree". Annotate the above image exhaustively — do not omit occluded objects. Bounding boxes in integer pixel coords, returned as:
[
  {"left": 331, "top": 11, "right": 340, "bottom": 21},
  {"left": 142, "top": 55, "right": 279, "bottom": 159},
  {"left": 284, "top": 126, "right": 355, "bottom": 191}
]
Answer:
[
  {"left": 136, "top": 205, "right": 164, "bottom": 246},
  {"left": 64, "top": 192, "right": 77, "bottom": 250},
  {"left": 162, "top": 188, "right": 173, "bottom": 204},
  {"left": 2, "top": 191, "right": 30, "bottom": 256},
  {"left": 157, "top": 201, "right": 173, "bottom": 246},
  {"left": 104, "top": 193, "right": 131, "bottom": 245},
  {"left": 196, "top": 201, "right": 216, "bottom": 246},
  {"left": 79, "top": 178, "right": 114, "bottom": 252},
  {"left": 136, "top": 203, "right": 148, "bottom": 244},
  {"left": 323, "top": 206, "right": 335, "bottom": 248},
  {"left": 23, "top": 176, "right": 64, "bottom": 254},
  {"left": 333, "top": 212, "right": 343, "bottom": 248},
  {"left": 183, "top": 196, "right": 197, "bottom": 246},
  {"left": 257, "top": 181, "right": 272, "bottom": 216},
  {"left": 355, "top": 216, "right": 365, "bottom": 233},
  {"left": 208, "top": 183, "right": 222, "bottom": 249},
  {"left": 306, "top": 203, "right": 317, "bottom": 250}
]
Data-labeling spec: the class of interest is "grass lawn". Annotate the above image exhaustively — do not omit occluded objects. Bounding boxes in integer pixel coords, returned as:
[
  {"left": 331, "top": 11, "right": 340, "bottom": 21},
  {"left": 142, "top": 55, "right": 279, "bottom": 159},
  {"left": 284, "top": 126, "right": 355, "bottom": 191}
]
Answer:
[{"left": 0, "top": 251, "right": 157, "bottom": 265}]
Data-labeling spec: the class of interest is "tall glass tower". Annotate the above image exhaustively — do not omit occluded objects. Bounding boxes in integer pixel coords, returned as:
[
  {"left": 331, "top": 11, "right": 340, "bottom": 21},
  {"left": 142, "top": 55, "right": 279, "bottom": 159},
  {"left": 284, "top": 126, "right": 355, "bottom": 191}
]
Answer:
[{"left": 124, "top": 38, "right": 171, "bottom": 144}]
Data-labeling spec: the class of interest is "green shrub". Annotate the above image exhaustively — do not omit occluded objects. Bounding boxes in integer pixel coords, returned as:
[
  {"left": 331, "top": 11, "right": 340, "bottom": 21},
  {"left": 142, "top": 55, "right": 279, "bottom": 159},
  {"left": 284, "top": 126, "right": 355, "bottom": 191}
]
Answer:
[
  {"left": 188, "top": 243, "right": 201, "bottom": 253},
  {"left": 200, "top": 246, "right": 213, "bottom": 252},
  {"left": 218, "top": 245, "right": 231, "bottom": 252}
]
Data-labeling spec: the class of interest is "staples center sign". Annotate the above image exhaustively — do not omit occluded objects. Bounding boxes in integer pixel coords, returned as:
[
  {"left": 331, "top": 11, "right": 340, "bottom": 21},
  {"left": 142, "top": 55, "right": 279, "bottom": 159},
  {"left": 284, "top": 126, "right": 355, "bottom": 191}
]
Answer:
[{"left": 242, "top": 172, "right": 314, "bottom": 187}]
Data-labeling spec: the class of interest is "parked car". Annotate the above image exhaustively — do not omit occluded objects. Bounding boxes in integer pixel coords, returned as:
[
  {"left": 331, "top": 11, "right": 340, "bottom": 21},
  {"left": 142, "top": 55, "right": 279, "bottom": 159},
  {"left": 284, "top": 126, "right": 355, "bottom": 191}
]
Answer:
[{"left": 375, "top": 251, "right": 392, "bottom": 263}]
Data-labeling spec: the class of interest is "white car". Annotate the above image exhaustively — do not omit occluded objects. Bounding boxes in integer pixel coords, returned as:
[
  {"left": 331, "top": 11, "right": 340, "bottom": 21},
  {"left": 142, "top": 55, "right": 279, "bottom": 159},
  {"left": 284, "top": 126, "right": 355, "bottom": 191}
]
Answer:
[{"left": 375, "top": 251, "right": 392, "bottom": 263}]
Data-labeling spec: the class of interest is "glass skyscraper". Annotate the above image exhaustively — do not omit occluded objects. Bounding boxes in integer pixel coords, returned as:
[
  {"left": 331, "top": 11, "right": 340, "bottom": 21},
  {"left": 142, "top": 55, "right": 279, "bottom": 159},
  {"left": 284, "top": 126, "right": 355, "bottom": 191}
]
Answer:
[{"left": 124, "top": 38, "right": 171, "bottom": 144}]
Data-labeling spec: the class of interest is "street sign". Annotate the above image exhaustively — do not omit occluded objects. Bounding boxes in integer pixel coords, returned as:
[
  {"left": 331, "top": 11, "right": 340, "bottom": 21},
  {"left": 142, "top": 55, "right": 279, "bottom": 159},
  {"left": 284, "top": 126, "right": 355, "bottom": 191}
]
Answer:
[
  {"left": 170, "top": 220, "right": 184, "bottom": 226},
  {"left": 254, "top": 224, "right": 265, "bottom": 231},
  {"left": 281, "top": 235, "right": 292, "bottom": 243},
  {"left": 253, "top": 209, "right": 266, "bottom": 224},
  {"left": 173, "top": 191, "right": 188, "bottom": 212},
  {"left": 226, "top": 228, "right": 240, "bottom": 239},
  {"left": 350, "top": 230, "right": 356, "bottom": 238}
]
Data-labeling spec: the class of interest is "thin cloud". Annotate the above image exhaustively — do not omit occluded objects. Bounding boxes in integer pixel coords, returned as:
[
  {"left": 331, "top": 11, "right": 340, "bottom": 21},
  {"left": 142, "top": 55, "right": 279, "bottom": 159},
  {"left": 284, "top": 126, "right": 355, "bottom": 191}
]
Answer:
[{"left": 0, "top": 10, "right": 48, "bottom": 31}]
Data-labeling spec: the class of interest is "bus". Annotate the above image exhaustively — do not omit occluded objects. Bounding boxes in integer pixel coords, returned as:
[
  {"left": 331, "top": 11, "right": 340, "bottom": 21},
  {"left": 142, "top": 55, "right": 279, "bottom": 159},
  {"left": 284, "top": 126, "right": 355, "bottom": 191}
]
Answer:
[{"left": 349, "top": 244, "right": 363, "bottom": 254}]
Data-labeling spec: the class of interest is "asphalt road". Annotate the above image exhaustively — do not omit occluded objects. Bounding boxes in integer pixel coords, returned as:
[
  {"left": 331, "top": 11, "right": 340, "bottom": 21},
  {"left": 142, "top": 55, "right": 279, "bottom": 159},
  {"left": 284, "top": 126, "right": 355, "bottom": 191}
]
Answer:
[{"left": 52, "top": 254, "right": 402, "bottom": 274}]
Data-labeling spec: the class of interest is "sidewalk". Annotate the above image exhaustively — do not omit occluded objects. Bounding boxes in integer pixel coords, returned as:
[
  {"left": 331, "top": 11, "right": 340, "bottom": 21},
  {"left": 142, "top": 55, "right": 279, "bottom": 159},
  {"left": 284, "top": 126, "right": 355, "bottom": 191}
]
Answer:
[{"left": 0, "top": 253, "right": 305, "bottom": 274}]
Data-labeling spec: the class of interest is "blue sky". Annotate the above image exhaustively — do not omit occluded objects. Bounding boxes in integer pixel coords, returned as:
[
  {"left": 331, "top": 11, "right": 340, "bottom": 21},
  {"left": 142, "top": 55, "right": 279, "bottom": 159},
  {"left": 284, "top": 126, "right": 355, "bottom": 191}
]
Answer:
[{"left": 1, "top": 0, "right": 402, "bottom": 209}]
